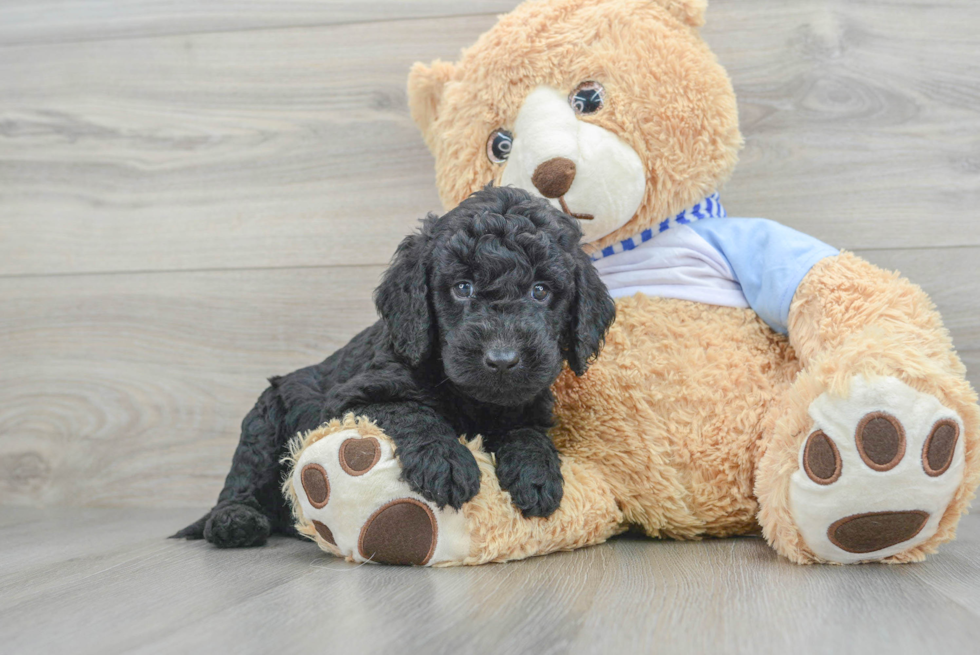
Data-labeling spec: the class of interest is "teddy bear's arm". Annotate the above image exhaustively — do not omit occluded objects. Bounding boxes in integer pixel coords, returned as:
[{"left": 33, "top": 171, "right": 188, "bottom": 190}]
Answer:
[{"left": 788, "top": 252, "right": 953, "bottom": 367}]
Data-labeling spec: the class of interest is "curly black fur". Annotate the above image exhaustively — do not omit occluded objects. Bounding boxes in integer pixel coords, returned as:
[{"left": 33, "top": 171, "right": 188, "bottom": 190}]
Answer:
[{"left": 173, "top": 186, "right": 616, "bottom": 547}]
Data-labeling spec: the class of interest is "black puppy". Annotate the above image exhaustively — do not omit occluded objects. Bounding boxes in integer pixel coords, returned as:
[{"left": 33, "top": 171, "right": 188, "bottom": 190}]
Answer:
[{"left": 175, "top": 186, "right": 615, "bottom": 548}]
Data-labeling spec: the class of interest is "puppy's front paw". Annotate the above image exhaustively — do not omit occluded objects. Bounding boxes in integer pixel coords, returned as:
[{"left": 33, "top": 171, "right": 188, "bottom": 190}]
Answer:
[
  {"left": 496, "top": 446, "right": 564, "bottom": 518},
  {"left": 399, "top": 439, "right": 482, "bottom": 510}
]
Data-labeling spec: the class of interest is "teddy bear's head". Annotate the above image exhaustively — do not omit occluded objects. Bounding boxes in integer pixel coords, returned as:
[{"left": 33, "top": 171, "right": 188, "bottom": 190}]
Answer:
[{"left": 408, "top": 0, "right": 742, "bottom": 251}]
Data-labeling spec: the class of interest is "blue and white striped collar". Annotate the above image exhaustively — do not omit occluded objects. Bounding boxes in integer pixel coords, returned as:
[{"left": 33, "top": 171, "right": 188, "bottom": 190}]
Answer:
[{"left": 589, "top": 192, "right": 726, "bottom": 262}]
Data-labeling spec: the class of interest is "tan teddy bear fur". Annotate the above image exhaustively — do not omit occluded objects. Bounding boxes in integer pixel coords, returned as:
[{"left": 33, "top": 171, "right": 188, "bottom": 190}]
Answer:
[{"left": 284, "top": 0, "right": 979, "bottom": 566}]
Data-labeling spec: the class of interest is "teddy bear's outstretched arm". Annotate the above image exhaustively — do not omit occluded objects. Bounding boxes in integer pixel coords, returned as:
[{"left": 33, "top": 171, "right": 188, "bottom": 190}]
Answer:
[{"left": 788, "top": 253, "right": 965, "bottom": 371}]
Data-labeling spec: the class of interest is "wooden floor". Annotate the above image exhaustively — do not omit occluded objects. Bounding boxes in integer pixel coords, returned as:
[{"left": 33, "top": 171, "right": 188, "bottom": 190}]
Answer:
[
  {"left": 1, "top": 508, "right": 978, "bottom": 654},
  {"left": 2, "top": 1, "right": 980, "bottom": 652}
]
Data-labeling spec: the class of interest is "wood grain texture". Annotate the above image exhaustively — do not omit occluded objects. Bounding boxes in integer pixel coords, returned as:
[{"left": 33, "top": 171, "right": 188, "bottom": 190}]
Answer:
[
  {"left": 708, "top": 0, "right": 980, "bottom": 250},
  {"left": 0, "top": 266, "right": 383, "bottom": 507},
  {"left": 1, "top": 508, "right": 978, "bottom": 655},
  {"left": 0, "top": 15, "right": 498, "bottom": 277},
  {"left": 0, "top": 0, "right": 520, "bottom": 46},
  {"left": 3, "top": 0, "right": 980, "bottom": 277}
]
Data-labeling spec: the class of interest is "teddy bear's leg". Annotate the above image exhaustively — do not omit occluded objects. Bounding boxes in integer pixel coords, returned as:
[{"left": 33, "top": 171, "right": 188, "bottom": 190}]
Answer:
[
  {"left": 756, "top": 253, "right": 980, "bottom": 564},
  {"left": 283, "top": 415, "right": 625, "bottom": 566}
]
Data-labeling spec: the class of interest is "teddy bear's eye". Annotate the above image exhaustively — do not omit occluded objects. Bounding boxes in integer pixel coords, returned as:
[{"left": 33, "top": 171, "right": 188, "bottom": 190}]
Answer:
[
  {"left": 486, "top": 129, "right": 513, "bottom": 164},
  {"left": 569, "top": 81, "right": 605, "bottom": 115}
]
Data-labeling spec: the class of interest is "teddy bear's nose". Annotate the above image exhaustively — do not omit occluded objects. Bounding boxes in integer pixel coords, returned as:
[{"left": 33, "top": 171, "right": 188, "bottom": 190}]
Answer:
[{"left": 531, "top": 157, "right": 576, "bottom": 198}]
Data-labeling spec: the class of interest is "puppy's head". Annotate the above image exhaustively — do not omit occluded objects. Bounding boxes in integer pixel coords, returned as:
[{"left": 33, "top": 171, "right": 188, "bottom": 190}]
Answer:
[{"left": 375, "top": 186, "right": 615, "bottom": 407}]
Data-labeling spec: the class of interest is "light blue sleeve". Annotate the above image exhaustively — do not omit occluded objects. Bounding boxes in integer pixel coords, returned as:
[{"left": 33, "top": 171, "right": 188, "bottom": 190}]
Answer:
[{"left": 689, "top": 218, "right": 839, "bottom": 334}]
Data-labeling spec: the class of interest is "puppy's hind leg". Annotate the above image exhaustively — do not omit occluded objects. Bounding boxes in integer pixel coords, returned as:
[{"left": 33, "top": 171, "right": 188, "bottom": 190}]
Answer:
[{"left": 173, "top": 385, "right": 290, "bottom": 547}]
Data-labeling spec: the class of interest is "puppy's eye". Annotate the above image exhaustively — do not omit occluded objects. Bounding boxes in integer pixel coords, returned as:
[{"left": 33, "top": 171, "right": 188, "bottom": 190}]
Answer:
[
  {"left": 452, "top": 281, "right": 474, "bottom": 299},
  {"left": 531, "top": 283, "right": 550, "bottom": 302},
  {"left": 569, "top": 81, "right": 605, "bottom": 115},
  {"left": 486, "top": 129, "right": 513, "bottom": 164}
]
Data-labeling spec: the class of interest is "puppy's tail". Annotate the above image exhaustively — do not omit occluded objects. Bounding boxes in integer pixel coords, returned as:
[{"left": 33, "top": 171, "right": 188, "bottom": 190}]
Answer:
[{"left": 170, "top": 512, "right": 208, "bottom": 540}]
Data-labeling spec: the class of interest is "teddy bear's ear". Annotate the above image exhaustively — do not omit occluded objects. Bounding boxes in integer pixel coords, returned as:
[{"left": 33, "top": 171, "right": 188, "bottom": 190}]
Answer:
[
  {"left": 655, "top": 0, "right": 707, "bottom": 28},
  {"left": 407, "top": 60, "right": 456, "bottom": 139}
]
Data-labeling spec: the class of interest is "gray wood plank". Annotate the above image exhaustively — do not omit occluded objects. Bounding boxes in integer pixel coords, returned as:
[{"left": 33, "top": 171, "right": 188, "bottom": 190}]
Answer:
[
  {"left": 904, "top": 512, "right": 980, "bottom": 617},
  {"left": 1, "top": 508, "right": 978, "bottom": 655},
  {"left": 0, "top": 0, "right": 521, "bottom": 46},
  {"left": 0, "top": 15, "right": 495, "bottom": 277},
  {"left": 707, "top": 0, "right": 980, "bottom": 250},
  {"left": 0, "top": 265, "right": 382, "bottom": 507},
  {"left": 0, "top": 507, "right": 204, "bottom": 581},
  {"left": 2, "top": 1, "right": 980, "bottom": 277},
  {"left": 0, "top": 509, "right": 318, "bottom": 655},
  {"left": 0, "top": 247, "right": 976, "bottom": 508}
]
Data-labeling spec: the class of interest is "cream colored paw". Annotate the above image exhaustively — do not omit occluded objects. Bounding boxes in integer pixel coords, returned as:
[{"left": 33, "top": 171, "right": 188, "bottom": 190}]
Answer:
[
  {"left": 790, "top": 376, "right": 964, "bottom": 563},
  {"left": 285, "top": 420, "right": 471, "bottom": 566}
]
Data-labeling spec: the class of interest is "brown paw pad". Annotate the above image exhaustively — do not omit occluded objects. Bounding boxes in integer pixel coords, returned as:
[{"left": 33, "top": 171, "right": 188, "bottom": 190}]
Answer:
[
  {"left": 312, "top": 520, "right": 336, "bottom": 545},
  {"left": 828, "top": 510, "right": 929, "bottom": 554},
  {"left": 803, "top": 430, "right": 842, "bottom": 485},
  {"left": 339, "top": 437, "right": 381, "bottom": 476},
  {"left": 358, "top": 499, "right": 437, "bottom": 565},
  {"left": 923, "top": 419, "right": 959, "bottom": 477},
  {"left": 856, "top": 412, "right": 905, "bottom": 472},
  {"left": 301, "top": 464, "right": 330, "bottom": 508}
]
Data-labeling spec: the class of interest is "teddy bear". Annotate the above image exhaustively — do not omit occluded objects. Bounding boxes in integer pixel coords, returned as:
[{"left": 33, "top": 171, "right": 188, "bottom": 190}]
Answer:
[{"left": 282, "top": 0, "right": 979, "bottom": 566}]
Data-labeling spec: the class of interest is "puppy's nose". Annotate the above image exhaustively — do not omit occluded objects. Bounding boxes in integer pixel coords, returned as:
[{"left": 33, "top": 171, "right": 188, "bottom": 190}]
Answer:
[
  {"left": 484, "top": 348, "right": 520, "bottom": 372},
  {"left": 531, "top": 157, "right": 576, "bottom": 198}
]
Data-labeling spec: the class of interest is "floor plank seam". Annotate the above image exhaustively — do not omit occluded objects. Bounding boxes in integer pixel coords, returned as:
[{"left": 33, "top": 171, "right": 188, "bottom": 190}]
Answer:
[
  {"left": 0, "top": 261, "right": 386, "bottom": 281},
  {"left": 3, "top": 244, "right": 979, "bottom": 281},
  {"left": 0, "top": 11, "right": 504, "bottom": 51}
]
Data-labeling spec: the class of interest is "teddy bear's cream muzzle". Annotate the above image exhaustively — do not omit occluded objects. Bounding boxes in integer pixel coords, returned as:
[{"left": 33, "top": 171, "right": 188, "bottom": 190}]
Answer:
[{"left": 499, "top": 86, "right": 646, "bottom": 244}]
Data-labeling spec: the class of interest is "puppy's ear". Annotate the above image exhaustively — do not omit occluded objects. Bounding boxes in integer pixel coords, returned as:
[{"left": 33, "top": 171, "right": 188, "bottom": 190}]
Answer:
[
  {"left": 374, "top": 227, "right": 433, "bottom": 367},
  {"left": 407, "top": 60, "right": 455, "bottom": 143},
  {"left": 566, "top": 252, "right": 616, "bottom": 376}
]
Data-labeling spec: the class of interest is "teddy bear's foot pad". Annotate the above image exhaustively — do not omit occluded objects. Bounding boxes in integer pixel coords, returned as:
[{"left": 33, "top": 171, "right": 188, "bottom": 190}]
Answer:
[
  {"left": 358, "top": 499, "right": 438, "bottom": 565},
  {"left": 790, "top": 376, "right": 965, "bottom": 563},
  {"left": 291, "top": 428, "right": 470, "bottom": 565},
  {"left": 827, "top": 510, "right": 929, "bottom": 554}
]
